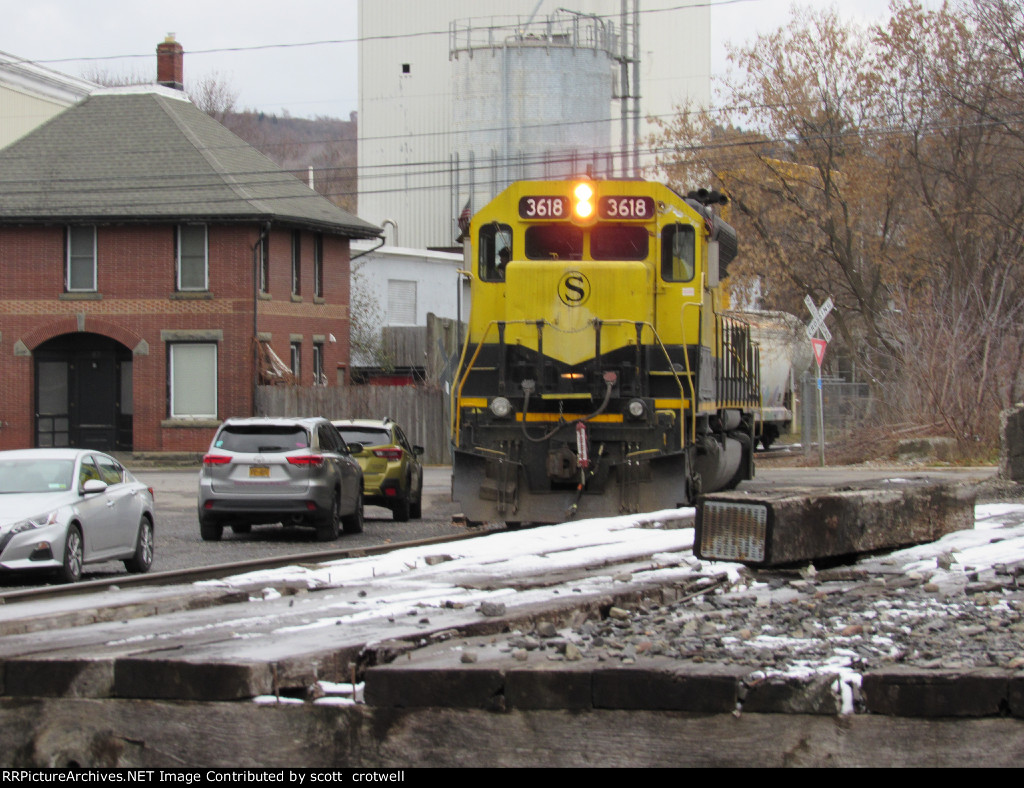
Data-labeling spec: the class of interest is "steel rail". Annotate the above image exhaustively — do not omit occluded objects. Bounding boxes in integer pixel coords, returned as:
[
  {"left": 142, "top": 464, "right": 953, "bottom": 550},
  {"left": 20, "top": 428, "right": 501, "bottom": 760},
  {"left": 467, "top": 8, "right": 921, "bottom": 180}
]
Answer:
[{"left": 0, "top": 528, "right": 495, "bottom": 605}]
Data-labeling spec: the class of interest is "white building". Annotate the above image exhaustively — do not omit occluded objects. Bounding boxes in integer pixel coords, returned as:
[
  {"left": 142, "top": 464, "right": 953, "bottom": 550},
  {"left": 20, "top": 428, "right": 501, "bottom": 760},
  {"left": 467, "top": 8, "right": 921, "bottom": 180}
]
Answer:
[
  {"left": 348, "top": 241, "right": 467, "bottom": 379},
  {"left": 358, "top": 0, "right": 711, "bottom": 251},
  {"left": 351, "top": 241, "right": 466, "bottom": 327},
  {"left": 0, "top": 51, "right": 95, "bottom": 149}
]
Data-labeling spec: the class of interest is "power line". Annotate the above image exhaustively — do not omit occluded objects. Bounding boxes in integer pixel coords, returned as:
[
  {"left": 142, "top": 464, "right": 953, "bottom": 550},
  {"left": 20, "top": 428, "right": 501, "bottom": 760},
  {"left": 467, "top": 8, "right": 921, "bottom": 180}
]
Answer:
[
  {"left": 4, "top": 108, "right": 1021, "bottom": 214},
  {"left": 16, "top": 0, "right": 760, "bottom": 68}
]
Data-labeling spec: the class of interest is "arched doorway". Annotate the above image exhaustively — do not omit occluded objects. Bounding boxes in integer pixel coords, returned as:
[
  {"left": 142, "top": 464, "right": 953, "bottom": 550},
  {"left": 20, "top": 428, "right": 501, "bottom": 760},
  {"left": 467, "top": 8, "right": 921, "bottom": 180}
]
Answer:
[{"left": 34, "top": 333, "right": 133, "bottom": 451}]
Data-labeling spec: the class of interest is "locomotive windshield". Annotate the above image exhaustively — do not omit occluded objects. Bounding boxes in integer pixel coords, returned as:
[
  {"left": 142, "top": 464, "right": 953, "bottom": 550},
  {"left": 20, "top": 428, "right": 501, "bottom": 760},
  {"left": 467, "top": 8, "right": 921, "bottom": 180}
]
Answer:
[
  {"left": 524, "top": 224, "right": 583, "bottom": 260},
  {"left": 591, "top": 226, "right": 649, "bottom": 260},
  {"left": 661, "top": 224, "right": 696, "bottom": 282},
  {"left": 523, "top": 224, "right": 648, "bottom": 261},
  {"left": 479, "top": 222, "right": 512, "bottom": 281}
]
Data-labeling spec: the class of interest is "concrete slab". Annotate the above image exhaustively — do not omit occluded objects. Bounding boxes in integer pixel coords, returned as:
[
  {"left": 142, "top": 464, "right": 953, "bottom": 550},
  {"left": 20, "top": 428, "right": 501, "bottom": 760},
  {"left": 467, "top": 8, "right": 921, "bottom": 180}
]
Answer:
[{"left": 696, "top": 480, "right": 975, "bottom": 566}]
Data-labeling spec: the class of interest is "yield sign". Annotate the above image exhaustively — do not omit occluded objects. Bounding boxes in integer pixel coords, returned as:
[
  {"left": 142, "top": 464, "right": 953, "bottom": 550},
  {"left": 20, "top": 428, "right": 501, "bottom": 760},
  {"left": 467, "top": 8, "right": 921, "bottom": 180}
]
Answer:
[{"left": 811, "top": 337, "right": 827, "bottom": 367}]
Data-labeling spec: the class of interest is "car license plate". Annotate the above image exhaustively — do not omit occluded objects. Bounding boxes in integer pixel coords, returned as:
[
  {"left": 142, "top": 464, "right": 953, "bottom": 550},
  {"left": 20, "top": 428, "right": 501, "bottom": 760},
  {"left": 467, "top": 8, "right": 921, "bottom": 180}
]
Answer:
[{"left": 249, "top": 465, "right": 270, "bottom": 478}]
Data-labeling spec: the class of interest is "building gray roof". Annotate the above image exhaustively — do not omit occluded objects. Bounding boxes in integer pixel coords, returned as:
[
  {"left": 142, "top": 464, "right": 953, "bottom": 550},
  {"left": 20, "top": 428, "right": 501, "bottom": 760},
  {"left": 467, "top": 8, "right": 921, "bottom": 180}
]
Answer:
[
  {"left": 0, "top": 49, "right": 97, "bottom": 106},
  {"left": 0, "top": 86, "right": 380, "bottom": 238}
]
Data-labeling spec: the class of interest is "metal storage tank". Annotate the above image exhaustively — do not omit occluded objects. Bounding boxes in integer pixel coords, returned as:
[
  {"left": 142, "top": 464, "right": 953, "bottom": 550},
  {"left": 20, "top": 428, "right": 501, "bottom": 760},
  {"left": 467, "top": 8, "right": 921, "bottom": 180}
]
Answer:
[
  {"left": 358, "top": 0, "right": 712, "bottom": 251},
  {"left": 450, "top": 12, "right": 615, "bottom": 214}
]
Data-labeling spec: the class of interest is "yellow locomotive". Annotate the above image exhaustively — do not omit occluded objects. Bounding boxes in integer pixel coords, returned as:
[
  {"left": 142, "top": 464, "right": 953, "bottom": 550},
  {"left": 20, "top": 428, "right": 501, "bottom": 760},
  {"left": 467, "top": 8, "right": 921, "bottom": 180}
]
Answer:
[{"left": 451, "top": 179, "right": 760, "bottom": 524}]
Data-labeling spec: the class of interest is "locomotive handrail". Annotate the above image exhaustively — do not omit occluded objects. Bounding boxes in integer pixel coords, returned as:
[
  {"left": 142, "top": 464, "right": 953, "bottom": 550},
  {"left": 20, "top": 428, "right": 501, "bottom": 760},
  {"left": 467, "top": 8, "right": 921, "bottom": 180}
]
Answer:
[
  {"left": 681, "top": 299, "right": 703, "bottom": 444},
  {"left": 591, "top": 319, "right": 691, "bottom": 443},
  {"left": 717, "top": 313, "right": 760, "bottom": 406},
  {"left": 453, "top": 317, "right": 693, "bottom": 450},
  {"left": 452, "top": 319, "right": 549, "bottom": 447}
]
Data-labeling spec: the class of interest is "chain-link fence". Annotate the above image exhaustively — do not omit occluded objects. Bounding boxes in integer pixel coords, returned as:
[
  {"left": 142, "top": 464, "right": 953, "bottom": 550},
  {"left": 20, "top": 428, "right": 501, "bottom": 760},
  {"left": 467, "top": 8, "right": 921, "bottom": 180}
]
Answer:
[{"left": 800, "top": 374, "right": 876, "bottom": 458}]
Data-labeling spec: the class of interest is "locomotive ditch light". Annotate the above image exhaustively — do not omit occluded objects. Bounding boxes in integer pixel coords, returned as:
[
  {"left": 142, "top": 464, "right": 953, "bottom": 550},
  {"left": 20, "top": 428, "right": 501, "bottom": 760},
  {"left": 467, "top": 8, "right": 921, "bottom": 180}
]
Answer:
[
  {"left": 573, "top": 183, "right": 594, "bottom": 219},
  {"left": 490, "top": 396, "right": 513, "bottom": 418},
  {"left": 626, "top": 398, "right": 647, "bottom": 419}
]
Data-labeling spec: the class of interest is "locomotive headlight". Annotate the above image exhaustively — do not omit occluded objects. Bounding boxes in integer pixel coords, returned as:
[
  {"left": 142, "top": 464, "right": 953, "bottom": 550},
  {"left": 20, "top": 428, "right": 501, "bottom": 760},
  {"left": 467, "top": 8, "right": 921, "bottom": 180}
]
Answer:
[
  {"left": 626, "top": 398, "right": 647, "bottom": 419},
  {"left": 573, "top": 183, "right": 594, "bottom": 219},
  {"left": 490, "top": 397, "right": 513, "bottom": 419}
]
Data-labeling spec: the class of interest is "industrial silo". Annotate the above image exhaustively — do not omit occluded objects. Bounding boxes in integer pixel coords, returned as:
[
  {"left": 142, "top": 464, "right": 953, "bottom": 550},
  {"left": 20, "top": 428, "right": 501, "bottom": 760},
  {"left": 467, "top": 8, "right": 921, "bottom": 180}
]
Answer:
[{"left": 449, "top": 11, "right": 617, "bottom": 232}]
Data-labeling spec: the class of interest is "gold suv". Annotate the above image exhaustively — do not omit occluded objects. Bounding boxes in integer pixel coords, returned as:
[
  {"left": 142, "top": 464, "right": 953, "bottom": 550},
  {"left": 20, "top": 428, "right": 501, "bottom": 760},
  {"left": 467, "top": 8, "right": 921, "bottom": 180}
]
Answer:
[{"left": 332, "top": 418, "right": 424, "bottom": 521}]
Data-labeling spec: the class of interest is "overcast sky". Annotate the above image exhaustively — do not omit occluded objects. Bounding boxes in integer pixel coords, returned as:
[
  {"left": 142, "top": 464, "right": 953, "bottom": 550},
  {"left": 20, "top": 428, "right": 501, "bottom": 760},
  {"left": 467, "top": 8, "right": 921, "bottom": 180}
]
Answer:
[{"left": 4, "top": 0, "right": 902, "bottom": 119}]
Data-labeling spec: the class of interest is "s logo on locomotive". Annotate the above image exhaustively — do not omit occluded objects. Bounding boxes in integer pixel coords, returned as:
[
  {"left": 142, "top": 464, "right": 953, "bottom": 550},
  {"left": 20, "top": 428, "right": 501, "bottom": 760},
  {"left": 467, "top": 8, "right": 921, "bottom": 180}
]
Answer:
[{"left": 558, "top": 271, "right": 591, "bottom": 307}]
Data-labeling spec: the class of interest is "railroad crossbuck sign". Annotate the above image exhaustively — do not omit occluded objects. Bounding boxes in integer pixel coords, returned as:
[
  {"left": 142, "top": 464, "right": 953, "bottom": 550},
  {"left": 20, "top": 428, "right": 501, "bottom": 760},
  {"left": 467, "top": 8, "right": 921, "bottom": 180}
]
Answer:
[
  {"left": 804, "top": 294, "right": 833, "bottom": 467},
  {"left": 804, "top": 295, "right": 833, "bottom": 343}
]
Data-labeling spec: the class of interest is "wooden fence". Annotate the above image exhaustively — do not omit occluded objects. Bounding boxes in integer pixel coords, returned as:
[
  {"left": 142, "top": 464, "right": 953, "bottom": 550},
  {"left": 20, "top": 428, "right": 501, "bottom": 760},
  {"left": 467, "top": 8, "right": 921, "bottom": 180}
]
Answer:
[{"left": 256, "top": 384, "right": 451, "bottom": 465}]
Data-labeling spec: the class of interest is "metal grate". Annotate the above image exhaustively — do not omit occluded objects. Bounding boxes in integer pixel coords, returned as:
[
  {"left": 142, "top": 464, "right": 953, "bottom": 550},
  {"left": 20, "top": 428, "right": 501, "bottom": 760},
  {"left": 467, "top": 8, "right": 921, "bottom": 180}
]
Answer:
[{"left": 699, "top": 501, "right": 768, "bottom": 562}]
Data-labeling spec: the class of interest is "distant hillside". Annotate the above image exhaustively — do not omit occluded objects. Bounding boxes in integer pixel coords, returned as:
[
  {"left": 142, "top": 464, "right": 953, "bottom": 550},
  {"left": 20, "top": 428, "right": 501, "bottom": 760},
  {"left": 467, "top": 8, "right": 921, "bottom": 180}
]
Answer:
[{"left": 222, "top": 111, "right": 358, "bottom": 213}]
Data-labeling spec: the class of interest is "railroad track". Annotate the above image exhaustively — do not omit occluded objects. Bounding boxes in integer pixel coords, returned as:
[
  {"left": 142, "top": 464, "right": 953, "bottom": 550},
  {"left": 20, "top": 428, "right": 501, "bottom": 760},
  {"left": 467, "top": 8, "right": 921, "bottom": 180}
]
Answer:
[{"left": 0, "top": 527, "right": 493, "bottom": 604}]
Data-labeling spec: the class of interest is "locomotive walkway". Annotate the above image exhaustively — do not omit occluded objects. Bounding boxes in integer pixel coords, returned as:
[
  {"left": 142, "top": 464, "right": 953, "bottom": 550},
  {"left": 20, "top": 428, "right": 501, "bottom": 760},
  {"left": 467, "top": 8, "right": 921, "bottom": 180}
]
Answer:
[{"left": 0, "top": 466, "right": 1022, "bottom": 766}]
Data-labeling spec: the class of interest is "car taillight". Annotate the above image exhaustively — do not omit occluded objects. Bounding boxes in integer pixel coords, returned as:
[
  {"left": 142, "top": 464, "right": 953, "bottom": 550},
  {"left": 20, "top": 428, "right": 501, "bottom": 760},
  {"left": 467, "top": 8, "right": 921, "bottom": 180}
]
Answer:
[
  {"left": 287, "top": 455, "right": 325, "bottom": 467},
  {"left": 373, "top": 448, "right": 403, "bottom": 461},
  {"left": 203, "top": 454, "right": 231, "bottom": 465}
]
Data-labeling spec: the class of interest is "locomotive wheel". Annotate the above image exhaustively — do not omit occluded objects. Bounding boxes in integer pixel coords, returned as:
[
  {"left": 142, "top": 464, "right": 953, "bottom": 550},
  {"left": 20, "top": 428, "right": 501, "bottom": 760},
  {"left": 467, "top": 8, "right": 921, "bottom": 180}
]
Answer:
[{"left": 723, "top": 433, "right": 753, "bottom": 491}]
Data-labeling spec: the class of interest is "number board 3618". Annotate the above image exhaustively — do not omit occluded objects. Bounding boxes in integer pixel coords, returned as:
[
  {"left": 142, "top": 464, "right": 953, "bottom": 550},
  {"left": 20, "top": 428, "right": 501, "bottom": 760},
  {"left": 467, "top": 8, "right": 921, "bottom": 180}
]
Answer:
[
  {"left": 518, "top": 196, "right": 569, "bottom": 219},
  {"left": 598, "top": 196, "right": 655, "bottom": 220}
]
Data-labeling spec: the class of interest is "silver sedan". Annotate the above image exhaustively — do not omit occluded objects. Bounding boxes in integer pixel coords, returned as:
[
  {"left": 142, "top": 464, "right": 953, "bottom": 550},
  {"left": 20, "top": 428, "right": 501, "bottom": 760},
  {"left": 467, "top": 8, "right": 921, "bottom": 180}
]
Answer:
[{"left": 0, "top": 449, "right": 155, "bottom": 583}]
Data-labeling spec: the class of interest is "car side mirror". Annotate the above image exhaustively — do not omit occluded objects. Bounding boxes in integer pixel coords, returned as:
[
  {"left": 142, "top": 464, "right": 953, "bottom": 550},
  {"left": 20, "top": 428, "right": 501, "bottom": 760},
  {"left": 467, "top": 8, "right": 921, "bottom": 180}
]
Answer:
[
  {"left": 82, "top": 479, "right": 108, "bottom": 495},
  {"left": 414, "top": 446, "right": 424, "bottom": 456},
  {"left": 346, "top": 442, "right": 363, "bottom": 455}
]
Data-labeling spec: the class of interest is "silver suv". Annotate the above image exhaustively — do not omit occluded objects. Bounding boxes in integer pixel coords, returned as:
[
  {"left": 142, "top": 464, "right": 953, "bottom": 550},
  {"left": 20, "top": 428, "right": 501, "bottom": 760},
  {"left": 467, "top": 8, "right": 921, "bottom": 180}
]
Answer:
[{"left": 198, "top": 417, "right": 364, "bottom": 542}]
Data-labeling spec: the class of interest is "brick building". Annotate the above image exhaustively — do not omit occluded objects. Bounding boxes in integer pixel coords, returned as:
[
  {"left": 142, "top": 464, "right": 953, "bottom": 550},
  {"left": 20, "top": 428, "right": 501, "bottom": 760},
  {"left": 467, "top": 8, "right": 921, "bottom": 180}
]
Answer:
[{"left": 0, "top": 67, "right": 379, "bottom": 453}]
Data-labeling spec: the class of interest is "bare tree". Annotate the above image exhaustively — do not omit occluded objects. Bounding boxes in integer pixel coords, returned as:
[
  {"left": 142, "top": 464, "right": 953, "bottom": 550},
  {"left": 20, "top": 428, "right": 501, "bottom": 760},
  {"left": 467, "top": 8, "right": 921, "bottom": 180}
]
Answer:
[
  {"left": 187, "top": 71, "right": 238, "bottom": 123},
  {"left": 349, "top": 260, "right": 393, "bottom": 372},
  {"left": 80, "top": 65, "right": 150, "bottom": 87},
  {"left": 652, "top": 0, "right": 1024, "bottom": 456}
]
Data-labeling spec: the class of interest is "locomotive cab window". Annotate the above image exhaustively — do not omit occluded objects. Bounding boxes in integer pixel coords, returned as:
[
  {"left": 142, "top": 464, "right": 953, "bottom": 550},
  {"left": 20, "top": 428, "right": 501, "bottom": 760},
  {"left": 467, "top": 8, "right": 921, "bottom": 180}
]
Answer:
[
  {"left": 479, "top": 223, "right": 513, "bottom": 282},
  {"left": 524, "top": 224, "right": 583, "bottom": 260},
  {"left": 591, "top": 225, "right": 649, "bottom": 260},
  {"left": 661, "top": 224, "right": 696, "bottom": 282}
]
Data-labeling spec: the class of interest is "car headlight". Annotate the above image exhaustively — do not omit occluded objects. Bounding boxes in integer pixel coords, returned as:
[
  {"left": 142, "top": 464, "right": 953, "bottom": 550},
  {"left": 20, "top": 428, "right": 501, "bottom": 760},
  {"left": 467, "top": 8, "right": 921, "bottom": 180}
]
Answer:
[{"left": 8, "top": 511, "right": 58, "bottom": 535}]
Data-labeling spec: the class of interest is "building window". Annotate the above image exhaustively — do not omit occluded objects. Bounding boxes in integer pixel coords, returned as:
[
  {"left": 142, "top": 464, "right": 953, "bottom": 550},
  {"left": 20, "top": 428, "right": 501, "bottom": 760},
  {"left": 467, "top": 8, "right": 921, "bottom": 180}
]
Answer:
[
  {"left": 259, "top": 237, "right": 269, "bottom": 294},
  {"left": 177, "top": 224, "right": 208, "bottom": 291},
  {"left": 291, "top": 231, "right": 301, "bottom": 296},
  {"left": 66, "top": 226, "right": 97, "bottom": 292},
  {"left": 313, "top": 342, "right": 325, "bottom": 386},
  {"left": 290, "top": 341, "right": 301, "bottom": 380},
  {"left": 169, "top": 343, "right": 217, "bottom": 418},
  {"left": 313, "top": 234, "right": 323, "bottom": 298},
  {"left": 387, "top": 279, "right": 417, "bottom": 325}
]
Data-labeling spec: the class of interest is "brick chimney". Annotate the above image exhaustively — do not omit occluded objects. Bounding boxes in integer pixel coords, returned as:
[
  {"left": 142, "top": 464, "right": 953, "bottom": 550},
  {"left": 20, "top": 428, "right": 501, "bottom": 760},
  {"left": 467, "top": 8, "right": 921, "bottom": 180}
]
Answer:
[{"left": 157, "top": 33, "right": 184, "bottom": 90}]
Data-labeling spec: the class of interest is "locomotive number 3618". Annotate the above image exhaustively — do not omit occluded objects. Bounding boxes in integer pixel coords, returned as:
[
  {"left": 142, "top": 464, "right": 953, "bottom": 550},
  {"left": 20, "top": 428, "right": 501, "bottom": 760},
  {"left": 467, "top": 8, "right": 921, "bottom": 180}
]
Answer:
[
  {"left": 518, "top": 196, "right": 568, "bottom": 218},
  {"left": 599, "top": 196, "right": 654, "bottom": 219}
]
